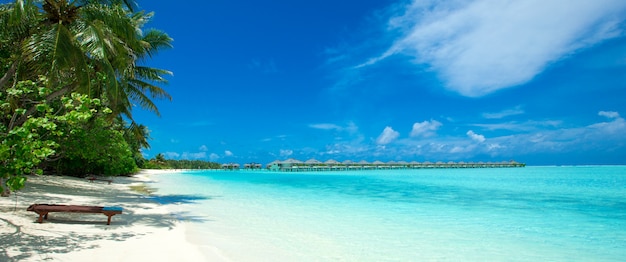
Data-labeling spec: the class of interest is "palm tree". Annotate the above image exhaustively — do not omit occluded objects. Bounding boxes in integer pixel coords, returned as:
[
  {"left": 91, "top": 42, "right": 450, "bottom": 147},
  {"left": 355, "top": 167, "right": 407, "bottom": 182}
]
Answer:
[
  {"left": 0, "top": 0, "right": 41, "bottom": 90},
  {"left": 126, "top": 121, "right": 150, "bottom": 150},
  {"left": 0, "top": 0, "right": 172, "bottom": 127},
  {"left": 154, "top": 153, "right": 166, "bottom": 164}
]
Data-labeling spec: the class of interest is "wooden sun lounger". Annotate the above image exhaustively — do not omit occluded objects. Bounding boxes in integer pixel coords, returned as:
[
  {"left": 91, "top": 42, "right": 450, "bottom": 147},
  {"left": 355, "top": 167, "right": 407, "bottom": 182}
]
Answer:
[
  {"left": 27, "top": 204, "right": 123, "bottom": 225},
  {"left": 86, "top": 176, "right": 113, "bottom": 184}
]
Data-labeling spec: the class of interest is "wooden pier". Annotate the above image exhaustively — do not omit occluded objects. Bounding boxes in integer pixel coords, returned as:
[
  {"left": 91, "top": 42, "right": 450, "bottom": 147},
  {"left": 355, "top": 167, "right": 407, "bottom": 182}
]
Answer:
[{"left": 262, "top": 159, "right": 525, "bottom": 172}]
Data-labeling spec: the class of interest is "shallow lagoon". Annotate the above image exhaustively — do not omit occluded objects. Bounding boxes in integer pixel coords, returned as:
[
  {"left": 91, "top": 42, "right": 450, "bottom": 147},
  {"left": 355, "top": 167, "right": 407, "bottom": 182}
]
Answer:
[{"left": 153, "top": 166, "right": 626, "bottom": 261}]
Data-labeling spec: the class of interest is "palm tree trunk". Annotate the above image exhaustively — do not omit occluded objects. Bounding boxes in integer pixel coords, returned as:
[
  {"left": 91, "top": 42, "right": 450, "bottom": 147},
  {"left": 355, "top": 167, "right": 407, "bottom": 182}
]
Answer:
[
  {"left": 0, "top": 178, "right": 10, "bottom": 197},
  {"left": 0, "top": 62, "right": 17, "bottom": 91}
]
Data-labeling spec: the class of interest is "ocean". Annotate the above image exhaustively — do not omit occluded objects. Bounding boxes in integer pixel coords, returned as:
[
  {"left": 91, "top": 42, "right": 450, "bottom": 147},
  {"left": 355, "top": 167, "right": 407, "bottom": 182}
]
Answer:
[{"left": 151, "top": 166, "right": 626, "bottom": 261}]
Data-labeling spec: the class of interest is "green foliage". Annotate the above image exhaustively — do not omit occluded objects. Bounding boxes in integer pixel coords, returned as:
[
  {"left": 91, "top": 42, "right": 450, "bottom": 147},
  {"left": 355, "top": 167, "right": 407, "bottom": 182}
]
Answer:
[
  {"left": 0, "top": 78, "right": 105, "bottom": 193},
  {"left": 6, "top": 176, "right": 26, "bottom": 192},
  {"left": 0, "top": 0, "right": 171, "bottom": 194},
  {"left": 52, "top": 116, "right": 138, "bottom": 176},
  {"left": 142, "top": 156, "right": 222, "bottom": 170}
]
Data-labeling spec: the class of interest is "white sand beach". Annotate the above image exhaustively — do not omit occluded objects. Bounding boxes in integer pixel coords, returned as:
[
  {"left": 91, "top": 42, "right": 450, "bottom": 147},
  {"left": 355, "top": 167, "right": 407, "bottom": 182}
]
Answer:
[{"left": 0, "top": 170, "right": 224, "bottom": 261}]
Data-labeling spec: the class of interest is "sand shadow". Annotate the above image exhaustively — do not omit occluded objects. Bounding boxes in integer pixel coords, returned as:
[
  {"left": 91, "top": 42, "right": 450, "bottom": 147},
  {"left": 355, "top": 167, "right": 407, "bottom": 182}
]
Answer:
[{"left": 0, "top": 175, "right": 214, "bottom": 261}]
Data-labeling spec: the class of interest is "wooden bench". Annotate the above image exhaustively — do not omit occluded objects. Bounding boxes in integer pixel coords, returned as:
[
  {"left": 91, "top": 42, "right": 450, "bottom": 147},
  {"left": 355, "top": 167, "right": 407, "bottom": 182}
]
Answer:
[
  {"left": 27, "top": 204, "right": 123, "bottom": 225},
  {"left": 86, "top": 176, "right": 113, "bottom": 184}
]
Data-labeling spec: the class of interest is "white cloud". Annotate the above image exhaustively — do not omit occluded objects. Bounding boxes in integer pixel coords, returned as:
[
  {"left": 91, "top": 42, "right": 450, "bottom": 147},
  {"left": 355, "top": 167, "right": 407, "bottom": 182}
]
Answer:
[
  {"left": 199, "top": 145, "right": 208, "bottom": 151},
  {"left": 599, "top": 111, "right": 620, "bottom": 119},
  {"left": 467, "top": 130, "right": 486, "bottom": 143},
  {"left": 483, "top": 106, "right": 525, "bottom": 119},
  {"left": 280, "top": 149, "right": 293, "bottom": 157},
  {"left": 181, "top": 152, "right": 206, "bottom": 159},
  {"left": 310, "top": 123, "right": 343, "bottom": 130},
  {"left": 589, "top": 113, "right": 625, "bottom": 134},
  {"left": 410, "top": 120, "right": 442, "bottom": 137},
  {"left": 376, "top": 126, "right": 400, "bottom": 145},
  {"left": 209, "top": 153, "right": 220, "bottom": 161},
  {"left": 291, "top": 112, "right": 625, "bottom": 162},
  {"left": 164, "top": 152, "right": 180, "bottom": 159},
  {"left": 224, "top": 150, "right": 234, "bottom": 156},
  {"left": 370, "top": 0, "right": 626, "bottom": 96},
  {"left": 450, "top": 146, "right": 466, "bottom": 153},
  {"left": 473, "top": 120, "right": 562, "bottom": 131},
  {"left": 310, "top": 122, "right": 359, "bottom": 135}
]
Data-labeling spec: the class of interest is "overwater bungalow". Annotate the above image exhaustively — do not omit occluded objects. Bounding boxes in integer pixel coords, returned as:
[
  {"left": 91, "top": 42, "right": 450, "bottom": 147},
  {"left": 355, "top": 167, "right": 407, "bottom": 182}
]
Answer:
[
  {"left": 222, "top": 163, "right": 240, "bottom": 170},
  {"left": 356, "top": 160, "right": 373, "bottom": 169},
  {"left": 243, "top": 163, "right": 263, "bottom": 169},
  {"left": 324, "top": 159, "right": 341, "bottom": 170},
  {"left": 372, "top": 160, "right": 385, "bottom": 169},
  {"left": 265, "top": 159, "right": 524, "bottom": 172},
  {"left": 305, "top": 158, "right": 323, "bottom": 171}
]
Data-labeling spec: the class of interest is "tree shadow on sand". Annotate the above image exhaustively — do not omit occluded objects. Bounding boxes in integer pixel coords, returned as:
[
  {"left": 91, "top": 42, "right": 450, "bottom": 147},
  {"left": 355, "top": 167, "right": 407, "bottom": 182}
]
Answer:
[
  {"left": 0, "top": 217, "right": 139, "bottom": 262},
  {"left": 0, "top": 177, "right": 215, "bottom": 261}
]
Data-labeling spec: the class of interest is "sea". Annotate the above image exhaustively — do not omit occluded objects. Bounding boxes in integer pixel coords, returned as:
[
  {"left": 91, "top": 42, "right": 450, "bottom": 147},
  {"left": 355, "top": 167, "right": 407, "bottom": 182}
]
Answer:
[{"left": 151, "top": 166, "right": 626, "bottom": 261}]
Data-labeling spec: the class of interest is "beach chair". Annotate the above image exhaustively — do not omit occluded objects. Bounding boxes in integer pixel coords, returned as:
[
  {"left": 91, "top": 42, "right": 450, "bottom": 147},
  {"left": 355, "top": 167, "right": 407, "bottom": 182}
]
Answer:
[
  {"left": 86, "top": 176, "right": 113, "bottom": 184},
  {"left": 26, "top": 204, "right": 123, "bottom": 225}
]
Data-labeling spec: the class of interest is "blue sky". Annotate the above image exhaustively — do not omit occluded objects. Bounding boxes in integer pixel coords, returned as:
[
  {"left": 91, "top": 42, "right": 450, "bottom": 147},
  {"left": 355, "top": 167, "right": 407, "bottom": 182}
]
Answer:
[{"left": 134, "top": 0, "right": 626, "bottom": 165}]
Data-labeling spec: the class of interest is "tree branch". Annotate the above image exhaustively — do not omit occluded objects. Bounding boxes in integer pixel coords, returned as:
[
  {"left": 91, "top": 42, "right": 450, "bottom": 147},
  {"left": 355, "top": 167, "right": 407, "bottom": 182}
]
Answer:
[
  {"left": 0, "top": 62, "right": 18, "bottom": 91},
  {"left": 12, "top": 85, "right": 73, "bottom": 129}
]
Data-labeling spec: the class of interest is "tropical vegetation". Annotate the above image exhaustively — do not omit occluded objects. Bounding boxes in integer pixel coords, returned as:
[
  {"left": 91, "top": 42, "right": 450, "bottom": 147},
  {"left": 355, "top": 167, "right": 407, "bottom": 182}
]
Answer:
[
  {"left": 143, "top": 154, "right": 222, "bottom": 170},
  {"left": 0, "top": 0, "right": 172, "bottom": 196}
]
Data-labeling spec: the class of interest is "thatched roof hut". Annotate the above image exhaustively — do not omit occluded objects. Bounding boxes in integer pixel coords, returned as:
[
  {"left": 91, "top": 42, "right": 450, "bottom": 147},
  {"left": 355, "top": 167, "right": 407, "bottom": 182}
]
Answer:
[
  {"left": 305, "top": 158, "right": 322, "bottom": 165},
  {"left": 324, "top": 159, "right": 340, "bottom": 165},
  {"left": 282, "top": 158, "right": 303, "bottom": 164}
]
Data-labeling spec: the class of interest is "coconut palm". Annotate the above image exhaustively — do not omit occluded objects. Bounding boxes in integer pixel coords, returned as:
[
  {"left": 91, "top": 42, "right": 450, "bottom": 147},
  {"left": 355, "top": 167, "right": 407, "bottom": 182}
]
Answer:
[
  {"left": 154, "top": 153, "right": 166, "bottom": 164},
  {"left": 125, "top": 120, "right": 150, "bottom": 150},
  {"left": 0, "top": 0, "right": 172, "bottom": 126}
]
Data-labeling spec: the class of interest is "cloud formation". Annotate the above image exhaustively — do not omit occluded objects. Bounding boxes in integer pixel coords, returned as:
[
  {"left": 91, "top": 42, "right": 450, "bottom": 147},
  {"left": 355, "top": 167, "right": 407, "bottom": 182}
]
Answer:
[
  {"left": 410, "top": 120, "right": 442, "bottom": 137},
  {"left": 310, "top": 122, "right": 359, "bottom": 134},
  {"left": 599, "top": 111, "right": 620, "bottom": 119},
  {"left": 370, "top": 0, "right": 626, "bottom": 96},
  {"left": 164, "top": 152, "right": 180, "bottom": 159},
  {"left": 209, "top": 153, "right": 219, "bottom": 161},
  {"left": 482, "top": 106, "right": 525, "bottom": 119},
  {"left": 280, "top": 149, "right": 293, "bottom": 157},
  {"left": 466, "top": 130, "right": 486, "bottom": 143},
  {"left": 310, "top": 123, "right": 343, "bottom": 130},
  {"left": 376, "top": 126, "right": 400, "bottom": 145}
]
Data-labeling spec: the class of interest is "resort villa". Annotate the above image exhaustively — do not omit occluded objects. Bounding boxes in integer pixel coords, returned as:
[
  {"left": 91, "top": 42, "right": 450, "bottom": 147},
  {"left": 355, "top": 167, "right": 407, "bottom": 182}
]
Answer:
[{"left": 226, "top": 159, "right": 526, "bottom": 172}]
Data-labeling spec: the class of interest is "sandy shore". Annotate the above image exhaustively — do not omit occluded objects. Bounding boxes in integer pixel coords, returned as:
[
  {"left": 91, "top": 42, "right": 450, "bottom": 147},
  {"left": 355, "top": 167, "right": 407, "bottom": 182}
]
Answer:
[{"left": 0, "top": 170, "right": 223, "bottom": 261}]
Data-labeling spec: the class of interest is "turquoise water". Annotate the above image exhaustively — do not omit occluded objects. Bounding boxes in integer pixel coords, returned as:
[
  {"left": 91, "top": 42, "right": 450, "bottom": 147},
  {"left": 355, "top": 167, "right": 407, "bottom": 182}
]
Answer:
[{"left": 152, "top": 166, "right": 626, "bottom": 261}]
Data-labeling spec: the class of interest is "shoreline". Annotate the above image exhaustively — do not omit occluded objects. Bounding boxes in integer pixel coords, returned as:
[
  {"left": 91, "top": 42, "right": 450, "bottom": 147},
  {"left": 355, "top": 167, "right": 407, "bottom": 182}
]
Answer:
[{"left": 0, "top": 169, "right": 221, "bottom": 261}]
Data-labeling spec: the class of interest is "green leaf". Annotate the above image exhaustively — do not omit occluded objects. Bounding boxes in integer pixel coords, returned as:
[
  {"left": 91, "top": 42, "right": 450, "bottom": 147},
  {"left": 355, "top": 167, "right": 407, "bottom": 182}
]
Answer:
[{"left": 6, "top": 176, "right": 27, "bottom": 192}]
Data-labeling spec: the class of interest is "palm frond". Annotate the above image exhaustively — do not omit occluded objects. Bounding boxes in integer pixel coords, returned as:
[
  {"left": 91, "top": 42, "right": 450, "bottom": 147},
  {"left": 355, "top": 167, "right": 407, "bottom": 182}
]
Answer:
[
  {"left": 134, "top": 66, "right": 172, "bottom": 83},
  {"left": 124, "top": 81, "right": 162, "bottom": 116},
  {"left": 75, "top": 0, "right": 138, "bottom": 12},
  {"left": 128, "top": 78, "right": 171, "bottom": 100},
  {"left": 127, "top": 121, "right": 150, "bottom": 149},
  {"left": 23, "top": 22, "right": 90, "bottom": 89},
  {"left": 140, "top": 29, "right": 172, "bottom": 58}
]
